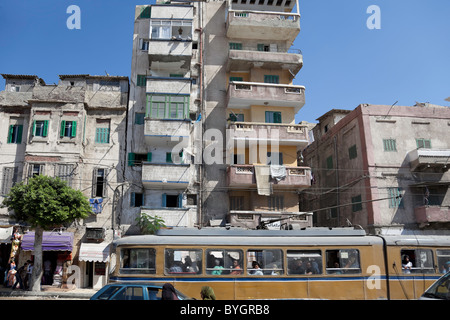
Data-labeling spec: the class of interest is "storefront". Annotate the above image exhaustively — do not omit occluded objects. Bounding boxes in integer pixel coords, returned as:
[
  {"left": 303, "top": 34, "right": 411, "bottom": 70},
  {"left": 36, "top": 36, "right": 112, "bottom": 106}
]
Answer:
[
  {"left": 20, "top": 231, "right": 74, "bottom": 287},
  {"left": 78, "top": 242, "right": 110, "bottom": 289}
]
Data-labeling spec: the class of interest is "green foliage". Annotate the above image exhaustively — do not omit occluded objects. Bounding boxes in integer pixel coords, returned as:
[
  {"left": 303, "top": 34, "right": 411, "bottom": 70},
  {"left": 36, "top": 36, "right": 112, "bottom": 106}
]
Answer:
[
  {"left": 136, "top": 213, "right": 166, "bottom": 235},
  {"left": 2, "top": 175, "right": 91, "bottom": 228}
]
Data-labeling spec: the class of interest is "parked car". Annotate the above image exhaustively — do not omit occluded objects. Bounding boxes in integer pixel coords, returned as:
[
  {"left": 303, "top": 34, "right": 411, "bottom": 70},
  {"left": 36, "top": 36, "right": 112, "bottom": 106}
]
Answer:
[
  {"left": 90, "top": 282, "right": 190, "bottom": 300},
  {"left": 420, "top": 271, "right": 450, "bottom": 300}
]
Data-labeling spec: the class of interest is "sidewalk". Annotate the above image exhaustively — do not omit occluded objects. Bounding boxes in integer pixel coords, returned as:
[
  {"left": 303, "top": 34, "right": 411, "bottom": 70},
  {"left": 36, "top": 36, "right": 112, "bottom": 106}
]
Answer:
[{"left": 0, "top": 285, "right": 98, "bottom": 299}]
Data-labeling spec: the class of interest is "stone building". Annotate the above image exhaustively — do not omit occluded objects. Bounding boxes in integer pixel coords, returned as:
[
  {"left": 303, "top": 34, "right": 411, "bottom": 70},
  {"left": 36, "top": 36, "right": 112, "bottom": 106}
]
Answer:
[
  {"left": 0, "top": 73, "right": 129, "bottom": 289},
  {"left": 300, "top": 103, "right": 450, "bottom": 235}
]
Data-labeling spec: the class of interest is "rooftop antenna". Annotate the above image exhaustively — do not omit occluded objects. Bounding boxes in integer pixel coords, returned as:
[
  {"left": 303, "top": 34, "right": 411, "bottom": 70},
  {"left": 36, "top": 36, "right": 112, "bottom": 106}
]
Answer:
[{"left": 384, "top": 100, "right": 398, "bottom": 118}]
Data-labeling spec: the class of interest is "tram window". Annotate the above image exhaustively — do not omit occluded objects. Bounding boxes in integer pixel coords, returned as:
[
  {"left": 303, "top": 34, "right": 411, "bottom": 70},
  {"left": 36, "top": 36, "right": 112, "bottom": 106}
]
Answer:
[
  {"left": 120, "top": 248, "right": 156, "bottom": 274},
  {"left": 247, "top": 249, "right": 283, "bottom": 275},
  {"left": 165, "top": 249, "right": 202, "bottom": 275},
  {"left": 206, "top": 249, "right": 243, "bottom": 275},
  {"left": 437, "top": 250, "right": 450, "bottom": 274},
  {"left": 326, "top": 249, "right": 361, "bottom": 274},
  {"left": 287, "top": 250, "right": 322, "bottom": 275},
  {"left": 401, "top": 249, "right": 435, "bottom": 274}
]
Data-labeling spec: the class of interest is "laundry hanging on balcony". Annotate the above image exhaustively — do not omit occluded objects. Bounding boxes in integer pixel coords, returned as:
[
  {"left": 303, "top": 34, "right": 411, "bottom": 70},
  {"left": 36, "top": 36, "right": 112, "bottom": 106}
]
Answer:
[
  {"left": 270, "top": 165, "right": 286, "bottom": 182},
  {"left": 255, "top": 165, "right": 272, "bottom": 196}
]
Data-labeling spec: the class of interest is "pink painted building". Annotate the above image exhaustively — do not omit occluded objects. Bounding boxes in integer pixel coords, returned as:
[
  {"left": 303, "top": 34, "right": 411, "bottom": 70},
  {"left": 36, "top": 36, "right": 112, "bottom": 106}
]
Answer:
[{"left": 300, "top": 103, "right": 450, "bottom": 235}]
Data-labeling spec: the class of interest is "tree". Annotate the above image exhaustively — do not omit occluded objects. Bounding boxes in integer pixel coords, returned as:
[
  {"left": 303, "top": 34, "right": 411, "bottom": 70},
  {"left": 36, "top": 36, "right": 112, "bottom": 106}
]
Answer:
[
  {"left": 136, "top": 213, "right": 166, "bottom": 235},
  {"left": 2, "top": 175, "right": 91, "bottom": 292}
]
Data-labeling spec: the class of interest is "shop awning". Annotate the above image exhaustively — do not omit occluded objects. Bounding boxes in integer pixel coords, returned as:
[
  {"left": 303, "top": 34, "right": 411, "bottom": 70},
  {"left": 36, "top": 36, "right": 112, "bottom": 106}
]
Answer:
[
  {"left": 21, "top": 231, "right": 74, "bottom": 251},
  {"left": 0, "top": 227, "right": 13, "bottom": 244},
  {"left": 79, "top": 242, "right": 110, "bottom": 262}
]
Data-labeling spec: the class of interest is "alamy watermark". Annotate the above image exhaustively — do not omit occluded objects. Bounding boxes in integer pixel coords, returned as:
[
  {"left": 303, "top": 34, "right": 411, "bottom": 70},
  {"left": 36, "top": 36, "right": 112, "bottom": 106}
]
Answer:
[
  {"left": 367, "top": 5, "right": 381, "bottom": 30},
  {"left": 67, "top": 5, "right": 81, "bottom": 30}
]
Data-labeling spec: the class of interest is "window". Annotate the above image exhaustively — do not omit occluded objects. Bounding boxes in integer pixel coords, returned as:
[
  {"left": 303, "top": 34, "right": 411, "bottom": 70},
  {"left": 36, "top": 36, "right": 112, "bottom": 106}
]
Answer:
[
  {"left": 150, "top": 19, "right": 192, "bottom": 40},
  {"left": 287, "top": 250, "right": 323, "bottom": 275},
  {"left": 28, "top": 164, "right": 44, "bottom": 178},
  {"left": 326, "top": 155, "right": 333, "bottom": 170},
  {"left": 95, "top": 119, "right": 110, "bottom": 144},
  {"left": 33, "top": 120, "right": 49, "bottom": 137},
  {"left": 416, "top": 138, "right": 431, "bottom": 149},
  {"left": 230, "top": 196, "right": 244, "bottom": 210},
  {"left": 246, "top": 249, "right": 283, "bottom": 275},
  {"left": 264, "top": 75, "right": 279, "bottom": 84},
  {"left": 229, "top": 77, "right": 243, "bottom": 82},
  {"left": 1, "top": 167, "right": 18, "bottom": 195},
  {"left": 120, "top": 248, "right": 156, "bottom": 274},
  {"left": 162, "top": 193, "right": 182, "bottom": 208},
  {"left": 128, "top": 153, "right": 152, "bottom": 166},
  {"left": 135, "top": 113, "right": 145, "bottom": 125},
  {"left": 351, "top": 195, "right": 362, "bottom": 212},
  {"left": 348, "top": 145, "right": 357, "bottom": 159},
  {"left": 57, "top": 164, "right": 74, "bottom": 187},
  {"left": 229, "top": 42, "right": 242, "bottom": 50},
  {"left": 166, "top": 150, "right": 183, "bottom": 164},
  {"left": 401, "top": 249, "right": 434, "bottom": 274},
  {"left": 92, "top": 168, "right": 107, "bottom": 198},
  {"left": 147, "top": 94, "right": 189, "bottom": 119},
  {"left": 388, "top": 187, "right": 403, "bottom": 208},
  {"left": 7, "top": 124, "right": 23, "bottom": 144},
  {"left": 265, "top": 111, "right": 281, "bottom": 123},
  {"left": 137, "top": 75, "right": 147, "bottom": 87},
  {"left": 268, "top": 196, "right": 284, "bottom": 211},
  {"left": 267, "top": 152, "right": 283, "bottom": 165},
  {"left": 164, "top": 249, "right": 202, "bottom": 275},
  {"left": 326, "top": 249, "right": 361, "bottom": 274},
  {"left": 229, "top": 113, "right": 244, "bottom": 122},
  {"left": 130, "top": 192, "right": 144, "bottom": 207},
  {"left": 139, "top": 39, "right": 149, "bottom": 51},
  {"left": 110, "top": 287, "right": 144, "bottom": 301},
  {"left": 437, "top": 250, "right": 450, "bottom": 274},
  {"left": 257, "top": 44, "right": 270, "bottom": 52},
  {"left": 383, "top": 139, "right": 397, "bottom": 152},
  {"left": 60, "top": 120, "right": 77, "bottom": 138},
  {"left": 206, "top": 249, "right": 244, "bottom": 275}
]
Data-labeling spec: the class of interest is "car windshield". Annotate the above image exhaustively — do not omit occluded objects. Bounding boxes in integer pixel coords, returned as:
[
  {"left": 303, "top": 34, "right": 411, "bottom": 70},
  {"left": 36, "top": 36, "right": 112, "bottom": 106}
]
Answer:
[{"left": 422, "top": 272, "right": 450, "bottom": 300}]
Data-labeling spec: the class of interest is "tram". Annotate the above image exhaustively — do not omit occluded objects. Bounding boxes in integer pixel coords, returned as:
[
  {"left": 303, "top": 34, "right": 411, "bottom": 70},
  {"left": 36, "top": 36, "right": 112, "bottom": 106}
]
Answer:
[{"left": 108, "top": 227, "right": 450, "bottom": 300}]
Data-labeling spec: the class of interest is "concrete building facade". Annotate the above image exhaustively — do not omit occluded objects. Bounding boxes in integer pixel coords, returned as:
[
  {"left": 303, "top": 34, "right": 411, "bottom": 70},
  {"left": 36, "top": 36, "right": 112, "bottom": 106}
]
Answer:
[
  {"left": 122, "top": 0, "right": 312, "bottom": 232},
  {"left": 300, "top": 103, "right": 450, "bottom": 235}
]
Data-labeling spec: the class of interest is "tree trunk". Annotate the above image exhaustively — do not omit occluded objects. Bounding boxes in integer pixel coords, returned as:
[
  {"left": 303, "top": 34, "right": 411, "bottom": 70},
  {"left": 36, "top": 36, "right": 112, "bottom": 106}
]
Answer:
[{"left": 30, "top": 226, "right": 43, "bottom": 292}]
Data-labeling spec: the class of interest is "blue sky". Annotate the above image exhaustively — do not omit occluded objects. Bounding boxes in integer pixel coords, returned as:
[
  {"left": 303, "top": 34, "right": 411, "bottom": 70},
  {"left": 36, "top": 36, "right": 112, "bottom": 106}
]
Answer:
[{"left": 0, "top": 0, "right": 449, "bottom": 123}]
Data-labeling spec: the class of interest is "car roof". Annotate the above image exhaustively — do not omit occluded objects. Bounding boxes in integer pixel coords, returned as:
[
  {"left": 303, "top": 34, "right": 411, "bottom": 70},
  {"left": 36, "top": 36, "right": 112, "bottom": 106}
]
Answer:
[{"left": 105, "top": 282, "right": 166, "bottom": 288}]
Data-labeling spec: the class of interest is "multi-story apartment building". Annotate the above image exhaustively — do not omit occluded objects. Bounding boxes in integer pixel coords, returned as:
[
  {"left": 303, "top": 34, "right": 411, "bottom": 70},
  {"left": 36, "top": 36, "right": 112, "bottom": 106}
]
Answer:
[
  {"left": 300, "top": 103, "right": 450, "bottom": 235},
  {"left": 0, "top": 73, "right": 129, "bottom": 288},
  {"left": 123, "top": 0, "right": 312, "bottom": 232}
]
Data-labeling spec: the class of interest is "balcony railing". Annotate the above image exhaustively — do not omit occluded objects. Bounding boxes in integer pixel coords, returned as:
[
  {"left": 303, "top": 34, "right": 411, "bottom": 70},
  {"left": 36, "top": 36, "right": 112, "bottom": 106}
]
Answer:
[
  {"left": 227, "top": 10, "right": 300, "bottom": 42},
  {"left": 227, "top": 164, "right": 311, "bottom": 189},
  {"left": 228, "top": 122, "right": 308, "bottom": 147},
  {"left": 227, "top": 49, "right": 303, "bottom": 73},
  {"left": 142, "top": 162, "right": 191, "bottom": 188},
  {"left": 408, "top": 149, "right": 450, "bottom": 171},
  {"left": 415, "top": 205, "right": 450, "bottom": 224},
  {"left": 227, "top": 81, "right": 305, "bottom": 112}
]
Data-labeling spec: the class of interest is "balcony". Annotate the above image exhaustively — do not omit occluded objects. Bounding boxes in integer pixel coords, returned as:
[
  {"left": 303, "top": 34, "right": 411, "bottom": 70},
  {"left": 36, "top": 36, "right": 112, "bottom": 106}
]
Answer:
[
  {"left": 228, "top": 122, "right": 308, "bottom": 148},
  {"left": 415, "top": 206, "right": 450, "bottom": 225},
  {"left": 226, "top": 81, "right": 305, "bottom": 113},
  {"left": 141, "top": 207, "right": 196, "bottom": 228},
  {"left": 408, "top": 149, "right": 450, "bottom": 171},
  {"left": 144, "top": 118, "right": 190, "bottom": 146},
  {"left": 146, "top": 77, "right": 191, "bottom": 95},
  {"left": 227, "top": 164, "right": 311, "bottom": 189},
  {"left": 226, "top": 10, "right": 300, "bottom": 43},
  {"left": 227, "top": 48, "right": 303, "bottom": 74},
  {"left": 142, "top": 163, "right": 191, "bottom": 189}
]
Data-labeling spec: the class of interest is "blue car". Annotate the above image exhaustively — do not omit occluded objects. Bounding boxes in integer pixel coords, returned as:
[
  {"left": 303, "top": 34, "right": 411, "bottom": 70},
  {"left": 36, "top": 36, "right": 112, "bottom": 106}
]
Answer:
[{"left": 90, "top": 282, "right": 190, "bottom": 300}]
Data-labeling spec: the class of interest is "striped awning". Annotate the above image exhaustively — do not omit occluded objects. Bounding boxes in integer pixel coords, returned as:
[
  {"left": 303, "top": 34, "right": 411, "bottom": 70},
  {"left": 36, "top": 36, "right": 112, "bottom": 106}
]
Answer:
[{"left": 78, "top": 242, "right": 110, "bottom": 262}]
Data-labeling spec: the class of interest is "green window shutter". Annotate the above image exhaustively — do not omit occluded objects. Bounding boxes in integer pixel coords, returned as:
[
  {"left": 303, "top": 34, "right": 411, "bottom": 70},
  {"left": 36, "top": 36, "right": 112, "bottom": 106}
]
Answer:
[
  {"left": 71, "top": 121, "right": 77, "bottom": 137},
  {"left": 32, "top": 121, "right": 36, "bottom": 137},
  {"left": 229, "top": 113, "right": 237, "bottom": 122},
  {"left": 166, "top": 152, "right": 172, "bottom": 163},
  {"left": 135, "top": 113, "right": 145, "bottom": 125},
  {"left": 128, "top": 153, "right": 136, "bottom": 167},
  {"left": 137, "top": 75, "right": 146, "bottom": 87},
  {"left": 229, "top": 77, "right": 243, "bottom": 82},
  {"left": 274, "top": 112, "right": 282, "bottom": 123},
  {"left": 229, "top": 43, "right": 242, "bottom": 50},
  {"left": 257, "top": 44, "right": 264, "bottom": 51},
  {"left": 177, "top": 194, "right": 182, "bottom": 208},
  {"left": 326, "top": 155, "right": 333, "bottom": 170},
  {"left": 352, "top": 195, "right": 363, "bottom": 212},
  {"left": 130, "top": 192, "right": 136, "bottom": 207},
  {"left": 16, "top": 125, "right": 23, "bottom": 143},
  {"left": 139, "top": 6, "right": 151, "bottom": 19},
  {"left": 60, "top": 120, "right": 66, "bottom": 138},
  {"left": 162, "top": 193, "right": 167, "bottom": 207},
  {"left": 42, "top": 120, "right": 48, "bottom": 137},
  {"left": 7, "top": 125, "right": 13, "bottom": 143},
  {"left": 147, "top": 152, "right": 152, "bottom": 162},
  {"left": 264, "top": 75, "right": 279, "bottom": 84},
  {"left": 348, "top": 145, "right": 357, "bottom": 159}
]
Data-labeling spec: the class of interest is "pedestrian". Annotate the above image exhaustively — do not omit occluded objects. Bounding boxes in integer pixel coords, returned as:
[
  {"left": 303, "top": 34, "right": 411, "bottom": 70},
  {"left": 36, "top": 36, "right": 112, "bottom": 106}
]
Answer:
[
  {"left": 161, "top": 283, "right": 179, "bottom": 300},
  {"left": 44, "top": 259, "right": 52, "bottom": 285},
  {"left": 12, "top": 262, "right": 27, "bottom": 290},
  {"left": 26, "top": 260, "right": 33, "bottom": 290},
  {"left": 200, "top": 286, "right": 216, "bottom": 300}
]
